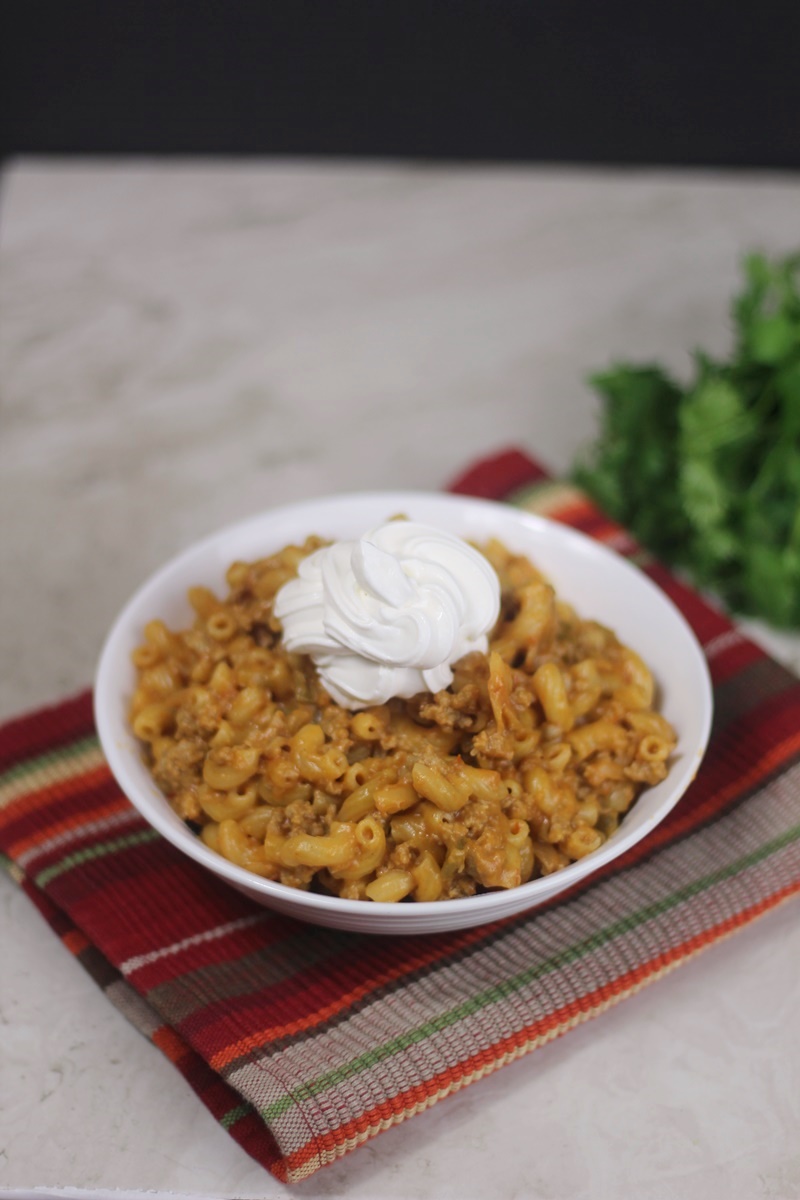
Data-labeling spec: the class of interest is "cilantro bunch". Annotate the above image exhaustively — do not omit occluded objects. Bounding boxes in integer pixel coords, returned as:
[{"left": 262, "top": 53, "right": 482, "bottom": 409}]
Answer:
[{"left": 573, "top": 253, "right": 800, "bottom": 627}]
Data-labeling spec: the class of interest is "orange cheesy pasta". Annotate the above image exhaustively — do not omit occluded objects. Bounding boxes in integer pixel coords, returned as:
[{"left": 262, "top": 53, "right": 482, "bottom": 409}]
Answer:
[{"left": 129, "top": 537, "right": 677, "bottom": 901}]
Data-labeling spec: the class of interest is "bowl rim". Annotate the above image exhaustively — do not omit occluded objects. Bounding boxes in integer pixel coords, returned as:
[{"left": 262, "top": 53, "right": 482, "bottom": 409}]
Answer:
[{"left": 94, "top": 490, "right": 714, "bottom": 925}]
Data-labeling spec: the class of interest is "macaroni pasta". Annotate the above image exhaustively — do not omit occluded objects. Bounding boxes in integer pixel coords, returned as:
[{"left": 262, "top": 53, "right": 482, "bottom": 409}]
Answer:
[{"left": 129, "top": 536, "right": 677, "bottom": 901}]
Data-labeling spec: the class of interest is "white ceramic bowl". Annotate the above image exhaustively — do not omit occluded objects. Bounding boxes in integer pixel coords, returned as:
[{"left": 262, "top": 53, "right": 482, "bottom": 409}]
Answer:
[{"left": 95, "top": 492, "right": 713, "bottom": 936}]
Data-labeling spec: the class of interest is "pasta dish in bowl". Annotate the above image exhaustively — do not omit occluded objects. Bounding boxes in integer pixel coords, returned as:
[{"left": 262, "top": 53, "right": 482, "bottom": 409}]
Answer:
[{"left": 95, "top": 493, "right": 712, "bottom": 935}]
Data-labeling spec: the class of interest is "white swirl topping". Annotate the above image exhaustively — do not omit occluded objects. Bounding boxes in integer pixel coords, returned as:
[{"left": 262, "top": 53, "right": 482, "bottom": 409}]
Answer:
[{"left": 273, "top": 520, "right": 501, "bottom": 709}]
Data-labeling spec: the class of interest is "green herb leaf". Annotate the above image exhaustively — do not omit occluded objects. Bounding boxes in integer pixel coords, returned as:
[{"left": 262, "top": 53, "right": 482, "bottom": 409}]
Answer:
[
  {"left": 572, "top": 251, "right": 800, "bottom": 627},
  {"left": 747, "top": 315, "right": 797, "bottom": 365}
]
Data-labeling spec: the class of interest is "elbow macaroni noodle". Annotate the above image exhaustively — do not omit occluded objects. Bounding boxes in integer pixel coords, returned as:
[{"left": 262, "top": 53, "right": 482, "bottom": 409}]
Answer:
[{"left": 129, "top": 535, "right": 677, "bottom": 901}]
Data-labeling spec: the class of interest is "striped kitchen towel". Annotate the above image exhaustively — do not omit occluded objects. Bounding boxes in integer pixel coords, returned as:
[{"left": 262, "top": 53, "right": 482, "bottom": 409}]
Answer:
[{"left": 1, "top": 449, "right": 799, "bottom": 1184}]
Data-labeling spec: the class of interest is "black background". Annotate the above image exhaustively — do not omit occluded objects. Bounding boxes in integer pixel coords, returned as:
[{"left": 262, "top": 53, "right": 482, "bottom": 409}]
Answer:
[{"left": 2, "top": 0, "right": 800, "bottom": 167}]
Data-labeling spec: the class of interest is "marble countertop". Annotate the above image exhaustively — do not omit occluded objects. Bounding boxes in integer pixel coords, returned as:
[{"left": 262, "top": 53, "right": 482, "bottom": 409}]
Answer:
[{"left": 1, "top": 160, "right": 799, "bottom": 1200}]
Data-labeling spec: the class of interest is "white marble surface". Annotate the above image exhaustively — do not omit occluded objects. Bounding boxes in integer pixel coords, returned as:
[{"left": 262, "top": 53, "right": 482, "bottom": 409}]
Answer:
[{"left": 1, "top": 160, "right": 800, "bottom": 1199}]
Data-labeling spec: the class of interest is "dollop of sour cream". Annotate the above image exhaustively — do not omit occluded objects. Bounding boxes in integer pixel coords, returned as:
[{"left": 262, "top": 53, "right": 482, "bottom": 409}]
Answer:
[{"left": 273, "top": 520, "right": 501, "bottom": 709}]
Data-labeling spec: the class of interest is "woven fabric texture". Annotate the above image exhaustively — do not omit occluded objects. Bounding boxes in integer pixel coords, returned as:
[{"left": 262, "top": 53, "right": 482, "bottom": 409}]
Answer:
[{"left": 2, "top": 450, "right": 799, "bottom": 1183}]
